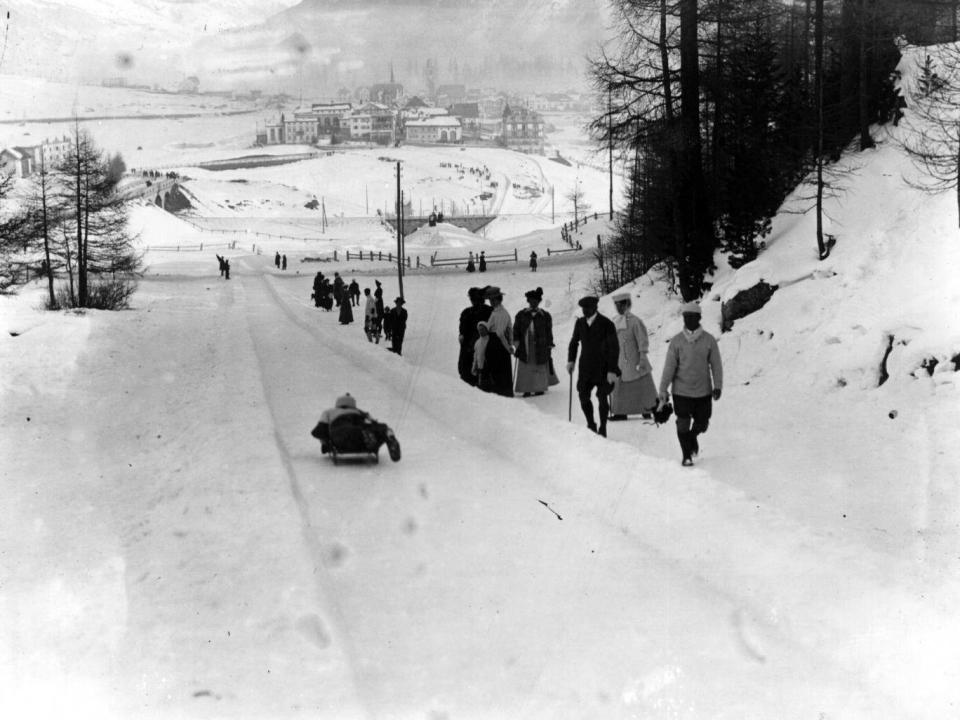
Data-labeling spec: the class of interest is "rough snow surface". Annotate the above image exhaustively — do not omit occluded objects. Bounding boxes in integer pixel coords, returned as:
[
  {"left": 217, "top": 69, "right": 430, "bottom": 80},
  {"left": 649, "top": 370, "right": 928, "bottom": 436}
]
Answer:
[{"left": 2, "top": 78, "right": 960, "bottom": 719}]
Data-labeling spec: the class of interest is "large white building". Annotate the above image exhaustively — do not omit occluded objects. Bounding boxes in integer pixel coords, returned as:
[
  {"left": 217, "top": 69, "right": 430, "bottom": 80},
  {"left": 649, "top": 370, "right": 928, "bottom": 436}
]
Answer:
[
  {"left": 283, "top": 109, "right": 321, "bottom": 145},
  {"left": 404, "top": 116, "right": 462, "bottom": 144},
  {"left": 0, "top": 137, "right": 73, "bottom": 178},
  {"left": 347, "top": 103, "right": 396, "bottom": 145},
  {"left": 310, "top": 102, "right": 352, "bottom": 136}
]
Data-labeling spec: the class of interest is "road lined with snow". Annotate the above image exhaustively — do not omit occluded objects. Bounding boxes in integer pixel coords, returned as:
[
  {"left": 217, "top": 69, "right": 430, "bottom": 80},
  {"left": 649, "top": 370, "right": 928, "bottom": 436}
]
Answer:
[
  {"left": 223, "top": 259, "right": 929, "bottom": 718},
  {"left": 3, "top": 251, "right": 957, "bottom": 719}
]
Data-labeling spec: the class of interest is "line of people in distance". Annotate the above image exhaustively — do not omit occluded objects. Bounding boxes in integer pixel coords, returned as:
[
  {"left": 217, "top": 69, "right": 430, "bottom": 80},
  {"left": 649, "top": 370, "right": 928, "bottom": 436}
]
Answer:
[
  {"left": 311, "top": 271, "right": 408, "bottom": 356},
  {"left": 458, "top": 287, "right": 723, "bottom": 466}
]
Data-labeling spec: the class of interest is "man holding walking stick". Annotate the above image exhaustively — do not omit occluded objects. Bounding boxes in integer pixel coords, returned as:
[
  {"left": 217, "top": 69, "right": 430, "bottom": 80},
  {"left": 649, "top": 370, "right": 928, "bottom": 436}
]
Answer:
[{"left": 567, "top": 296, "right": 620, "bottom": 436}]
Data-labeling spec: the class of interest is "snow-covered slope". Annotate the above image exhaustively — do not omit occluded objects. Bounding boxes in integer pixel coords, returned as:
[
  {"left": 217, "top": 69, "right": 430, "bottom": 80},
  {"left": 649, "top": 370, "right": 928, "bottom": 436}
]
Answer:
[{"left": 2, "top": 43, "right": 960, "bottom": 719}]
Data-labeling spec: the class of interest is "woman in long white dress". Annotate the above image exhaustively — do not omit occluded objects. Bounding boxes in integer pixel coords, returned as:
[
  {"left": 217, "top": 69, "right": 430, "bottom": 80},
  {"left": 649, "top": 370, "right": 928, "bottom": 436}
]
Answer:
[{"left": 609, "top": 292, "right": 658, "bottom": 419}]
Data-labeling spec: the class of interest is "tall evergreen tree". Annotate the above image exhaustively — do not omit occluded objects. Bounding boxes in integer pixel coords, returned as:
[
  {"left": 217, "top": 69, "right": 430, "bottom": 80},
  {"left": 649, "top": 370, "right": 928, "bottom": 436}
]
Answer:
[{"left": 56, "top": 124, "right": 141, "bottom": 308}]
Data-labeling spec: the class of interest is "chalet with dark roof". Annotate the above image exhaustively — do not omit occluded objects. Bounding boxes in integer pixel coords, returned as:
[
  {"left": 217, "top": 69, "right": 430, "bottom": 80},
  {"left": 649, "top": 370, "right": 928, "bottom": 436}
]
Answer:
[{"left": 448, "top": 102, "right": 481, "bottom": 139}]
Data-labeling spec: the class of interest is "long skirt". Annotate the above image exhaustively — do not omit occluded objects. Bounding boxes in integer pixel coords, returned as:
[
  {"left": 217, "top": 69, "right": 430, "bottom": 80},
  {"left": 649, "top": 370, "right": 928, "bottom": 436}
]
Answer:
[
  {"left": 485, "top": 337, "right": 513, "bottom": 397},
  {"left": 515, "top": 360, "right": 549, "bottom": 394},
  {"left": 610, "top": 373, "right": 658, "bottom": 415},
  {"left": 458, "top": 345, "right": 477, "bottom": 386},
  {"left": 339, "top": 301, "right": 354, "bottom": 324}
]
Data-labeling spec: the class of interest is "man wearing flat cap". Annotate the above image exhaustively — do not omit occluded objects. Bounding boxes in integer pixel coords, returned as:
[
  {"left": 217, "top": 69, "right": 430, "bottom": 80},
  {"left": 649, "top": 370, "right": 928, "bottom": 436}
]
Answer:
[
  {"left": 658, "top": 301, "right": 723, "bottom": 466},
  {"left": 567, "top": 295, "right": 620, "bottom": 436}
]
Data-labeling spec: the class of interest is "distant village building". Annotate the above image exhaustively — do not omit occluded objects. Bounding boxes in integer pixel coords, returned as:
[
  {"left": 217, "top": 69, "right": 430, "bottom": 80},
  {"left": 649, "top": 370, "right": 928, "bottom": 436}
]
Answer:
[
  {"left": 501, "top": 104, "right": 545, "bottom": 154},
  {"left": 284, "top": 109, "right": 320, "bottom": 145},
  {"left": 348, "top": 102, "right": 396, "bottom": 145},
  {"left": 404, "top": 96, "right": 429, "bottom": 111},
  {"left": 448, "top": 103, "right": 481, "bottom": 140},
  {"left": 264, "top": 117, "right": 284, "bottom": 145},
  {"left": 436, "top": 84, "right": 467, "bottom": 107},
  {"left": 0, "top": 147, "right": 30, "bottom": 178},
  {"left": 369, "top": 82, "right": 404, "bottom": 105},
  {"left": 531, "top": 93, "right": 576, "bottom": 112},
  {"left": 33, "top": 136, "right": 72, "bottom": 168},
  {"left": 404, "top": 116, "right": 462, "bottom": 144},
  {"left": 311, "top": 102, "right": 352, "bottom": 136},
  {"left": 0, "top": 137, "right": 73, "bottom": 177}
]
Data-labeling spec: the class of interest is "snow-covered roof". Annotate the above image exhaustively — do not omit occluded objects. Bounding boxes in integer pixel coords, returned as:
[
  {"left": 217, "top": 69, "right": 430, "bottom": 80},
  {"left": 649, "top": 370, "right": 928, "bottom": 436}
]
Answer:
[{"left": 405, "top": 117, "right": 461, "bottom": 127}]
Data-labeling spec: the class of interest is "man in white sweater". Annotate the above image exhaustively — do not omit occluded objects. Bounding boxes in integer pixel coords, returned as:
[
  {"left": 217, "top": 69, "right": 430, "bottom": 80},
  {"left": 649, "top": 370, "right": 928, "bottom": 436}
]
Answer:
[{"left": 658, "top": 301, "right": 723, "bottom": 466}]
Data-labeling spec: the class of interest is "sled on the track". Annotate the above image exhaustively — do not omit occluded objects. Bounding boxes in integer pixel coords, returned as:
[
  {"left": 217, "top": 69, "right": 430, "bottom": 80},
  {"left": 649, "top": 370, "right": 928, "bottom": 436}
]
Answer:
[{"left": 311, "top": 402, "right": 401, "bottom": 465}]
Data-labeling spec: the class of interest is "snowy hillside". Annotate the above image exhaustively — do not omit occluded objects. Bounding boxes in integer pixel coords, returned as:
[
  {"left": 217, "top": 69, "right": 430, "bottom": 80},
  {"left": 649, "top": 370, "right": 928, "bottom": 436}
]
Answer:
[{"left": 2, "top": 45, "right": 960, "bottom": 720}]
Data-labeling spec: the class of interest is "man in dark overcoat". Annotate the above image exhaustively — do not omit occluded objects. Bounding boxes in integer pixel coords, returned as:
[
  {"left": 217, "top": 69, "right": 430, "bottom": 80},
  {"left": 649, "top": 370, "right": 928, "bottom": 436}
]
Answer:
[
  {"left": 388, "top": 297, "right": 408, "bottom": 355},
  {"left": 567, "top": 295, "right": 620, "bottom": 436}
]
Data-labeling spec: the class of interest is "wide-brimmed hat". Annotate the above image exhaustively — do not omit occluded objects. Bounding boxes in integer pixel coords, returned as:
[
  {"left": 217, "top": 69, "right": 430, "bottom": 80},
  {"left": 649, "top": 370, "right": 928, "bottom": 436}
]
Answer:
[
  {"left": 335, "top": 393, "right": 356, "bottom": 409},
  {"left": 680, "top": 301, "right": 701, "bottom": 315},
  {"left": 612, "top": 292, "right": 631, "bottom": 303},
  {"left": 484, "top": 286, "right": 503, "bottom": 299},
  {"left": 578, "top": 295, "right": 599, "bottom": 308},
  {"left": 395, "top": 296, "right": 406, "bottom": 305}
]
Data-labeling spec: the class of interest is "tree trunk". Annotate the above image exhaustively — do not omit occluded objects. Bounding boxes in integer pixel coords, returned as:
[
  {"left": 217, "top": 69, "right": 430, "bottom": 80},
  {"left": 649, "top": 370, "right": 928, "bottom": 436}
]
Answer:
[
  {"left": 39, "top": 155, "right": 55, "bottom": 307},
  {"left": 660, "top": 0, "right": 674, "bottom": 122},
  {"left": 858, "top": 0, "right": 874, "bottom": 150},
  {"left": 679, "top": 0, "right": 712, "bottom": 299},
  {"left": 815, "top": 0, "right": 827, "bottom": 259}
]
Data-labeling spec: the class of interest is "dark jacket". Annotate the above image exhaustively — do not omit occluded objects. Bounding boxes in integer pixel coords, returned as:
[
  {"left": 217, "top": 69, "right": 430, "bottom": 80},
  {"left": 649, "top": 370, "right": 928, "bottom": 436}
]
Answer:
[
  {"left": 513, "top": 308, "right": 553, "bottom": 365},
  {"left": 568, "top": 313, "right": 620, "bottom": 389},
  {"left": 391, "top": 307, "right": 408, "bottom": 333},
  {"left": 459, "top": 304, "right": 492, "bottom": 347}
]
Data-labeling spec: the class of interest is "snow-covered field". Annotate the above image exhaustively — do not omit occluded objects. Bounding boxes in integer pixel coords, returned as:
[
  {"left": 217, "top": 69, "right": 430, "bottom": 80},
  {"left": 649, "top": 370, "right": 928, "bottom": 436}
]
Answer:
[{"left": 3, "top": 66, "right": 960, "bottom": 719}]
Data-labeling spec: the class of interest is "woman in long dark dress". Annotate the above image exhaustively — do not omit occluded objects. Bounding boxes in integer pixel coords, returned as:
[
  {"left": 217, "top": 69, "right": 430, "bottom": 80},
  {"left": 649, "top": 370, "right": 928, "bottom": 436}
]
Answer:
[
  {"left": 482, "top": 286, "right": 514, "bottom": 397},
  {"left": 339, "top": 295, "right": 354, "bottom": 325},
  {"left": 458, "top": 287, "right": 492, "bottom": 385}
]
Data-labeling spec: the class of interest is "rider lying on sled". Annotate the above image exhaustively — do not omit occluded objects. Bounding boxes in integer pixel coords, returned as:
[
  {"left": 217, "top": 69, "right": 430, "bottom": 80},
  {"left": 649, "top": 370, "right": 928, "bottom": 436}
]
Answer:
[{"left": 311, "top": 393, "right": 401, "bottom": 462}]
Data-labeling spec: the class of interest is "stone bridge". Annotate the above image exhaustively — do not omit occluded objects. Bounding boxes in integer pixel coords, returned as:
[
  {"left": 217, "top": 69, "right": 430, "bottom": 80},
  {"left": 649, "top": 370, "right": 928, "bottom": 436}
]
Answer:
[
  {"left": 383, "top": 214, "right": 496, "bottom": 236},
  {"left": 116, "top": 176, "right": 176, "bottom": 204}
]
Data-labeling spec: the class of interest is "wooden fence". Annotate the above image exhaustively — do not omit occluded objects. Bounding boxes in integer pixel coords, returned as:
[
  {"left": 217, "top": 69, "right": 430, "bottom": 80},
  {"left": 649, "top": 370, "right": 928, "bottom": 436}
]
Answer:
[
  {"left": 145, "top": 241, "right": 237, "bottom": 252},
  {"left": 344, "top": 249, "right": 419, "bottom": 267},
  {"left": 430, "top": 248, "right": 518, "bottom": 267}
]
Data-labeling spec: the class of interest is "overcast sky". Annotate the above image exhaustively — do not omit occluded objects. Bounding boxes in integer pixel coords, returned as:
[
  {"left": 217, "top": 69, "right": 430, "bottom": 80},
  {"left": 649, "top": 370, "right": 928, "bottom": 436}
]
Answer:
[{"left": 1, "top": 1, "right": 606, "bottom": 94}]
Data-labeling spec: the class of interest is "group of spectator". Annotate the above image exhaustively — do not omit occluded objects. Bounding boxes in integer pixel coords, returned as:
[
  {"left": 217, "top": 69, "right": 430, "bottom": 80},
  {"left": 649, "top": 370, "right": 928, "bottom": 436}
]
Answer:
[
  {"left": 311, "top": 271, "right": 408, "bottom": 355},
  {"left": 458, "top": 284, "right": 723, "bottom": 466},
  {"left": 458, "top": 285, "right": 559, "bottom": 398},
  {"left": 566, "top": 294, "right": 723, "bottom": 466}
]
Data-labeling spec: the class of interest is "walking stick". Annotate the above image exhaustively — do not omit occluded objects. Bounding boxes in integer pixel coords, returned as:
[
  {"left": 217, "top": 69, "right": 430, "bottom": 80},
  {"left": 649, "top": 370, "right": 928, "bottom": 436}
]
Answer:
[{"left": 568, "top": 367, "right": 573, "bottom": 422}]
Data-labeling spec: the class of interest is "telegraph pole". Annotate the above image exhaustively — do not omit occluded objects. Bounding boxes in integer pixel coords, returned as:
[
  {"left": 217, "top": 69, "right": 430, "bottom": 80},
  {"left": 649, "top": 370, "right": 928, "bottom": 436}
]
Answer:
[{"left": 396, "top": 162, "right": 404, "bottom": 298}]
